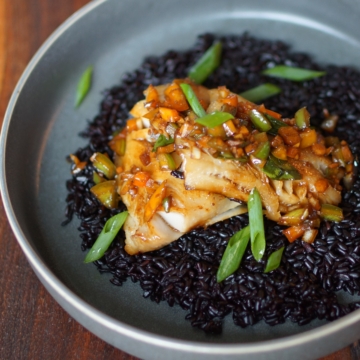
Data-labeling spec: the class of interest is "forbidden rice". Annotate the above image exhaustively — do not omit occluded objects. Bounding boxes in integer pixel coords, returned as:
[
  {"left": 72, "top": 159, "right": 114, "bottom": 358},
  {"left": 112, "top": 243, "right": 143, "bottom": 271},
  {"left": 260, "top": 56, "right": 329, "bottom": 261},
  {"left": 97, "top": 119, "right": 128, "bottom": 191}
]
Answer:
[{"left": 64, "top": 33, "right": 360, "bottom": 333}]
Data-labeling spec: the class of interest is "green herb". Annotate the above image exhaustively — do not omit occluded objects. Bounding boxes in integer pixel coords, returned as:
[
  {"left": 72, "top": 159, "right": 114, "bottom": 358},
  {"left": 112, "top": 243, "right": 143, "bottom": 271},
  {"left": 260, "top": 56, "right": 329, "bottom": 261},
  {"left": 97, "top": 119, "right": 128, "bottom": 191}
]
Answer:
[
  {"left": 92, "top": 171, "right": 104, "bottom": 185},
  {"left": 216, "top": 226, "right": 250, "bottom": 282},
  {"left": 90, "top": 152, "right": 117, "bottom": 180},
  {"left": 263, "top": 155, "right": 302, "bottom": 180},
  {"left": 295, "top": 107, "right": 310, "bottom": 129},
  {"left": 84, "top": 211, "right": 128, "bottom": 263},
  {"left": 262, "top": 65, "right": 325, "bottom": 82},
  {"left": 320, "top": 204, "right": 344, "bottom": 222},
  {"left": 153, "top": 134, "right": 174, "bottom": 152},
  {"left": 90, "top": 180, "right": 118, "bottom": 209},
  {"left": 254, "top": 141, "right": 270, "bottom": 160},
  {"left": 75, "top": 65, "right": 93, "bottom": 107},
  {"left": 164, "top": 153, "right": 176, "bottom": 170},
  {"left": 195, "top": 111, "right": 234, "bottom": 128},
  {"left": 188, "top": 41, "right": 222, "bottom": 84},
  {"left": 248, "top": 188, "right": 266, "bottom": 262},
  {"left": 249, "top": 109, "right": 272, "bottom": 132},
  {"left": 264, "top": 246, "right": 284, "bottom": 273},
  {"left": 162, "top": 197, "right": 170, "bottom": 213},
  {"left": 180, "top": 83, "right": 206, "bottom": 118},
  {"left": 266, "top": 115, "right": 288, "bottom": 136},
  {"left": 240, "top": 83, "right": 281, "bottom": 103}
]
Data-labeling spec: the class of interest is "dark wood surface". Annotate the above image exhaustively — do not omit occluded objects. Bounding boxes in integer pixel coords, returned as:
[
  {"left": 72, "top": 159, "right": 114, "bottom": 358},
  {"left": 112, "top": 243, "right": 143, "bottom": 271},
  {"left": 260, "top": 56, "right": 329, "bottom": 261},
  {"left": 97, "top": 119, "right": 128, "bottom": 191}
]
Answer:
[{"left": 0, "top": 1, "right": 359, "bottom": 359}]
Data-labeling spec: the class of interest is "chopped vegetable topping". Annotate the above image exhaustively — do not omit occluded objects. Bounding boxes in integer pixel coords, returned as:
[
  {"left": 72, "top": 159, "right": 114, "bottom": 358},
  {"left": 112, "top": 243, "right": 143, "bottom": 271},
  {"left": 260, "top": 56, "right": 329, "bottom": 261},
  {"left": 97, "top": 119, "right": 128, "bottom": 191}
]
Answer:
[
  {"left": 240, "top": 83, "right": 281, "bottom": 103},
  {"left": 188, "top": 41, "right": 222, "bottom": 84},
  {"left": 75, "top": 65, "right": 93, "bottom": 107},
  {"left": 180, "top": 83, "right": 206, "bottom": 118},
  {"left": 195, "top": 111, "right": 234, "bottom": 128},
  {"left": 264, "top": 246, "right": 284, "bottom": 273},
  {"left": 90, "top": 152, "right": 117, "bottom": 180},
  {"left": 84, "top": 211, "right": 128, "bottom": 263},
  {"left": 216, "top": 226, "right": 250, "bottom": 282},
  {"left": 82, "top": 79, "right": 353, "bottom": 256},
  {"left": 248, "top": 188, "right": 266, "bottom": 262},
  {"left": 262, "top": 65, "right": 325, "bottom": 82},
  {"left": 153, "top": 134, "right": 174, "bottom": 152}
]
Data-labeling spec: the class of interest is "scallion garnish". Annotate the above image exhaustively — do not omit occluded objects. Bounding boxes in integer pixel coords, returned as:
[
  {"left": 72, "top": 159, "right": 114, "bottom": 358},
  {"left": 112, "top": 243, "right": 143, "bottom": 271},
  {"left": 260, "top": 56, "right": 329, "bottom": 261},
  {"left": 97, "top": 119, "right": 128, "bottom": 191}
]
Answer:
[
  {"left": 162, "top": 197, "right": 170, "bottom": 213},
  {"left": 75, "top": 65, "right": 93, "bottom": 107},
  {"left": 216, "top": 226, "right": 250, "bottom": 282},
  {"left": 248, "top": 188, "right": 266, "bottom": 262},
  {"left": 84, "top": 211, "right": 128, "bottom": 263},
  {"left": 264, "top": 246, "right": 284, "bottom": 273},
  {"left": 295, "top": 107, "right": 310, "bottom": 129},
  {"left": 320, "top": 204, "right": 344, "bottom": 222},
  {"left": 90, "top": 152, "right": 117, "bottom": 180},
  {"left": 249, "top": 109, "right": 272, "bottom": 132},
  {"left": 188, "top": 41, "right": 222, "bottom": 84},
  {"left": 195, "top": 111, "right": 234, "bottom": 128},
  {"left": 263, "top": 155, "right": 302, "bottom": 180},
  {"left": 180, "top": 83, "right": 206, "bottom": 118},
  {"left": 153, "top": 134, "right": 174, "bottom": 152},
  {"left": 240, "top": 83, "right": 281, "bottom": 103},
  {"left": 266, "top": 115, "right": 288, "bottom": 136},
  {"left": 262, "top": 65, "right": 325, "bottom": 82},
  {"left": 254, "top": 141, "right": 270, "bottom": 160}
]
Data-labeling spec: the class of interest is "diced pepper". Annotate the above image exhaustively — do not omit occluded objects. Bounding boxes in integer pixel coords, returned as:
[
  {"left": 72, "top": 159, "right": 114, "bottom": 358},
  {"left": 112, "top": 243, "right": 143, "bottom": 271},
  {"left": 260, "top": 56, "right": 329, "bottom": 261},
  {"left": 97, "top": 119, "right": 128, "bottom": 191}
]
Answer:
[
  {"left": 283, "top": 226, "right": 305, "bottom": 242},
  {"left": 145, "top": 84, "right": 160, "bottom": 108},
  {"left": 278, "top": 126, "right": 301, "bottom": 146},
  {"left": 164, "top": 83, "right": 189, "bottom": 112},
  {"left": 133, "top": 171, "right": 151, "bottom": 187},
  {"left": 159, "top": 107, "right": 180, "bottom": 122},
  {"left": 144, "top": 182, "right": 167, "bottom": 222},
  {"left": 126, "top": 118, "right": 138, "bottom": 132},
  {"left": 300, "top": 128, "right": 317, "bottom": 148},
  {"left": 315, "top": 178, "right": 329, "bottom": 192}
]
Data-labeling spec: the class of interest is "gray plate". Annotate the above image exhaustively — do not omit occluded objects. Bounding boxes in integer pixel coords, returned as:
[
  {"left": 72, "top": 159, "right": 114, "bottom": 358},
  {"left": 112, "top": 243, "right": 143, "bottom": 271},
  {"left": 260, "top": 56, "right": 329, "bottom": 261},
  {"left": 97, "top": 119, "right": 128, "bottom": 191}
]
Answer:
[{"left": 2, "top": 0, "right": 360, "bottom": 359}]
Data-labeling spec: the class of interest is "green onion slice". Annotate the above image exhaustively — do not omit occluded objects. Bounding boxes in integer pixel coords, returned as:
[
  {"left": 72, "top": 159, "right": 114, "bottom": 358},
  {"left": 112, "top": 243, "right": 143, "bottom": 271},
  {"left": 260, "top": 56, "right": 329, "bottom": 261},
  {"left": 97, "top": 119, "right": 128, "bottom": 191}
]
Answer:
[
  {"left": 90, "top": 152, "right": 117, "bottom": 180},
  {"left": 320, "top": 204, "right": 344, "bottom": 222},
  {"left": 249, "top": 109, "right": 272, "bottom": 132},
  {"left": 84, "top": 211, "right": 128, "bottom": 263},
  {"left": 266, "top": 115, "right": 288, "bottom": 136},
  {"left": 180, "top": 83, "right": 206, "bottom": 118},
  {"left": 216, "top": 226, "right": 250, "bottom": 283},
  {"left": 162, "top": 197, "right": 170, "bottom": 213},
  {"left": 164, "top": 153, "right": 176, "bottom": 170},
  {"left": 248, "top": 188, "right": 266, "bottom": 262},
  {"left": 195, "top": 111, "right": 234, "bottom": 128},
  {"left": 264, "top": 246, "right": 285, "bottom": 273},
  {"left": 262, "top": 65, "right": 325, "bottom": 82},
  {"left": 153, "top": 134, "right": 174, "bottom": 152},
  {"left": 263, "top": 155, "right": 302, "bottom": 180},
  {"left": 254, "top": 141, "right": 270, "bottom": 160},
  {"left": 295, "top": 107, "right": 310, "bottom": 129},
  {"left": 75, "top": 65, "right": 93, "bottom": 107},
  {"left": 188, "top": 41, "right": 222, "bottom": 84},
  {"left": 240, "top": 83, "right": 281, "bottom": 103}
]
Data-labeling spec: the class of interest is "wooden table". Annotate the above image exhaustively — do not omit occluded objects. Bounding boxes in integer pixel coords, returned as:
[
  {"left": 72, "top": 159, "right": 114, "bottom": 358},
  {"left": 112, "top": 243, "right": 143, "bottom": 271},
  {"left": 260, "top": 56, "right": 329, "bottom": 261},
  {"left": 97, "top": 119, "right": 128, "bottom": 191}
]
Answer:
[{"left": 0, "top": 1, "right": 358, "bottom": 359}]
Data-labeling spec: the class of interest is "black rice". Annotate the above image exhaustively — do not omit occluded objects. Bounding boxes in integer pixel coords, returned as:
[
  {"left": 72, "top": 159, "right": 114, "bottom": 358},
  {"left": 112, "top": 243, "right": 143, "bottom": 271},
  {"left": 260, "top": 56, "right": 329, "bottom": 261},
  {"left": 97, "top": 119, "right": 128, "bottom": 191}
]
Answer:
[{"left": 64, "top": 33, "right": 360, "bottom": 333}]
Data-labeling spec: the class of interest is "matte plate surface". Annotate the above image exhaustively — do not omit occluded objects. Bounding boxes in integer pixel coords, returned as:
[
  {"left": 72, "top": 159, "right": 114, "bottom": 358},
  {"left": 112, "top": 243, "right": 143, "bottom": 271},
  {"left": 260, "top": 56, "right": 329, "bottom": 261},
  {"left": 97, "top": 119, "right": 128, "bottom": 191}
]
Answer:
[{"left": 2, "top": 0, "right": 360, "bottom": 359}]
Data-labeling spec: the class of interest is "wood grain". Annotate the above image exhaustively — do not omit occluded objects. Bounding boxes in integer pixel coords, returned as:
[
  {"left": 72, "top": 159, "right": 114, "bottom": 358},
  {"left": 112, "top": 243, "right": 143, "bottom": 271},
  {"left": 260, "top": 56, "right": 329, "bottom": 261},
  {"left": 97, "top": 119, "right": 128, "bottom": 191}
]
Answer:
[{"left": 0, "top": 1, "right": 358, "bottom": 359}]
